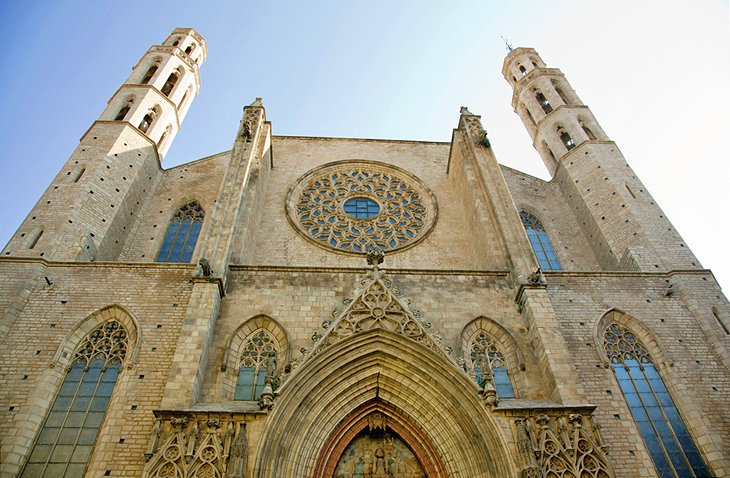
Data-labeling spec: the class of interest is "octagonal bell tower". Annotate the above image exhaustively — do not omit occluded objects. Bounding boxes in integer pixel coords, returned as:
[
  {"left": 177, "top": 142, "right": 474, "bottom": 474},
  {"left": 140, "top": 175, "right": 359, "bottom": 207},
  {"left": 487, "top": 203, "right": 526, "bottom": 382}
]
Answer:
[
  {"left": 2, "top": 28, "right": 206, "bottom": 262},
  {"left": 503, "top": 47, "right": 699, "bottom": 272}
]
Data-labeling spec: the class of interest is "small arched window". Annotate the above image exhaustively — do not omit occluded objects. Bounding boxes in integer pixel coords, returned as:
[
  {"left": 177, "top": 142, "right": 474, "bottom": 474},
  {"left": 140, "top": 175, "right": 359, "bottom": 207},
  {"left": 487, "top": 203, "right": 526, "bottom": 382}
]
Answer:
[
  {"left": 141, "top": 63, "right": 158, "bottom": 84},
  {"left": 520, "top": 210, "right": 561, "bottom": 271},
  {"left": 161, "top": 70, "right": 180, "bottom": 97},
  {"left": 157, "top": 125, "right": 171, "bottom": 149},
  {"left": 171, "top": 37, "right": 180, "bottom": 47},
  {"left": 184, "top": 43, "right": 196, "bottom": 55},
  {"left": 235, "top": 330, "right": 278, "bottom": 400},
  {"left": 114, "top": 100, "right": 133, "bottom": 121},
  {"left": 553, "top": 83, "right": 570, "bottom": 105},
  {"left": 469, "top": 332, "right": 515, "bottom": 398},
  {"left": 156, "top": 201, "right": 204, "bottom": 263},
  {"left": 138, "top": 107, "right": 158, "bottom": 134},
  {"left": 523, "top": 106, "right": 536, "bottom": 128},
  {"left": 518, "top": 64, "right": 527, "bottom": 75},
  {"left": 21, "top": 320, "right": 128, "bottom": 478},
  {"left": 604, "top": 323, "right": 711, "bottom": 477},
  {"left": 179, "top": 87, "right": 191, "bottom": 109},
  {"left": 536, "top": 91, "right": 552, "bottom": 114},
  {"left": 581, "top": 123, "right": 596, "bottom": 140},
  {"left": 559, "top": 129, "right": 575, "bottom": 150}
]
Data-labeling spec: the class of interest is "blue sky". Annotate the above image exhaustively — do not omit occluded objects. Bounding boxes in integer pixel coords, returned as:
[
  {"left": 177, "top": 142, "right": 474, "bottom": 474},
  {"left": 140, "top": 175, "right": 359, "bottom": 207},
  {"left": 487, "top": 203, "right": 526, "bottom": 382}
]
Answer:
[{"left": 0, "top": 0, "right": 728, "bottom": 290}]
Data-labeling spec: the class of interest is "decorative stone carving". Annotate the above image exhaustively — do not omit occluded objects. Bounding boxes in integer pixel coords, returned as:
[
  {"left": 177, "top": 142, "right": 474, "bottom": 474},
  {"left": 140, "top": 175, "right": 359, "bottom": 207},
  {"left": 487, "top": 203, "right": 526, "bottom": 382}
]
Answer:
[
  {"left": 286, "top": 161, "right": 437, "bottom": 254},
  {"left": 226, "top": 423, "right": 248, "bottom": 478},
  {"left": 298, "top": 253, "right": 456, "bottom": 368},
  {"left": 143, "top": 413, "right": 249, "bottom": 478},
  {"left": 239, "top": 100, "right": 263, "bottom": 142},
  {"left": 514, "top": 412, "right": 614, "bottom": 478},
  {"left": 459, "top": 107, "right": 490, "bottom": 147},
  {"left": 368, "top": 412, "right": 387, "bottom": 431}
]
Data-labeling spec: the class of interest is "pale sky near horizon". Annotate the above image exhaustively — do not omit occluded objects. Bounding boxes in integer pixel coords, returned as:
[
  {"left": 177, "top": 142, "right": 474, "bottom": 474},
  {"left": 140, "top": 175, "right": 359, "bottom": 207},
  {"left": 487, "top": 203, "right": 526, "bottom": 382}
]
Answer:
[{"left": 0, "top": 0, "right": 728, "bottom": 291}]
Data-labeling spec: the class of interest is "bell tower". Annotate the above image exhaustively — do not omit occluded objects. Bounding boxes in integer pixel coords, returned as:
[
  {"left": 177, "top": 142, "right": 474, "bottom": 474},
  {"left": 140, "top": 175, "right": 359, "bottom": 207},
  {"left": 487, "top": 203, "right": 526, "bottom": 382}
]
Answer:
[
  {"left": 1, "top": 28, "right": 206, "bottom": 262},
  {"left": 503, "top": 48, "right": 699, "bottom": 272}
]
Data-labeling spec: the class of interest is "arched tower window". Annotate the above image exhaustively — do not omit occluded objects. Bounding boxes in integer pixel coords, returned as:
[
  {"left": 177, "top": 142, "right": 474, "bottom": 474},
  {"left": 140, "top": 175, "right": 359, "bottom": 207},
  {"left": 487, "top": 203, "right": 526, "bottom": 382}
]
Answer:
[
  {"left": 141, "top": 63, "right": 158, "bottom": 84},
  {"left": 536, "top": 91, "right": 552, "bottom": 114},
  {"left": 604, "top": 323, "right": 711, "bottom": 477},
  {"left": 520, "top": 210, "right": 561, "bottom": 271},
  {"left": 234, "top": 330, "right": 278, "bottom": 401},
  {"left": 156, "top": 201, "right": 204, "bottom": 263},
  {"left": 21, "top": 320, "right": 128, "bottom": 478},
  {"left": 553, "top": 82, "right": 571, "bottom": 105},
  {"left": 469, "top": 331, "right": 515, "bottom": 398},
  {"left": 161, "top": 69, "right": 180, "bottom": 97},
  {"left": 518, "top": 64, "right": 527, "bottom": 76},
  {"left": 114, "top": 99, "right": 133, "bottom": 121},
  {"left": 559, "top": 128, "right": 576, "bottom": 150},
  {"left": 184, "top": 43, "right": 196, "bottom": 55},
  {"left": 138, "top": 106, "right": 159, "bottom": 134},
  {"left": 157, "top": 125, "right": 171, "bottom": 149},
  {"left": 581, "top": 123, "right": 596, "bottom": 140},
  {"left": 179, "top": 86, "right": 191, "bottom": 109}
]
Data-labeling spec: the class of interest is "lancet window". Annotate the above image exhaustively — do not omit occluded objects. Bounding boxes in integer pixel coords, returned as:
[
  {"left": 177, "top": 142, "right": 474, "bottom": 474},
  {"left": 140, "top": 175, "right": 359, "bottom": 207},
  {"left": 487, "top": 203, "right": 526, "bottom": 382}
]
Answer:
[
  {"left": 604, "top": 323, "right": 711, "bottom": 477},
  {"left": 469, "top": 332, "right": 515, "bottom": 398},
  {"left": 21, "top": 320, "right": 128, "bottom": 478},
  {"left": 234, "top": 330, "right": 278, "bottom": 401},
  {"left": 520, "top": 210, "right": 561, "bottom": 271},
  {"left": 536, "top": 91, "right": 552, "bottom": 114},
  {"left": 141, "top": 63, "right": 158, "bottom": 84},
  {"left": 161, "top": 69, "right": 180, "bottom": 97},
  {"left": 156, "top": 201, "right": 204, "bottom": 263}
]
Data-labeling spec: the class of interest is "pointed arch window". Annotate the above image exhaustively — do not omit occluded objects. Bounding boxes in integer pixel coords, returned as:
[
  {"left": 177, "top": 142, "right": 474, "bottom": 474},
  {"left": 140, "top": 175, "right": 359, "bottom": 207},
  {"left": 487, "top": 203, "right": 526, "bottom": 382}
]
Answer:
[
  {"left": 21, "top": 320, "right": 128, "bottom": 478},
  {"left": 156, "top": 201, "right": 204, "bottom": 263},
  {"left": 114, "top": 100, "right": 132, "bottom": 121},
  {"left": 559, "top": 129, "right": 576, "bottom": 150},
  {"left": 536, "top": 91, "right": 552, "bottom": 113},
  {"left": 604, "top": 323, "right": 711, "bottom": 477},
  {"left": 161, "top": 70, "right": 180, "bottom": 97},
  {"left": 469, "top": 332, "right": 515, "bottom": 398},
  {"left": 520, "top": 210, "right": 561, "bottom": 271},
  {"left": 141, "top": 64, "right": 158, "bottom": 84},
  {"left": 234, "top": 330, "right": 278, "bottom": 401}
]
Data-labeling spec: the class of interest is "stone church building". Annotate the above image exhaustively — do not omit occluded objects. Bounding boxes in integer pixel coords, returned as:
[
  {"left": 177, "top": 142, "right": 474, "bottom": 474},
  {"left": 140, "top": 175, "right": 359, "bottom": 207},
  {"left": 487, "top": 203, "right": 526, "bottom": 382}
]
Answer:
[{"left": 1, "top": 28, "right": 728, "bottom": 478}]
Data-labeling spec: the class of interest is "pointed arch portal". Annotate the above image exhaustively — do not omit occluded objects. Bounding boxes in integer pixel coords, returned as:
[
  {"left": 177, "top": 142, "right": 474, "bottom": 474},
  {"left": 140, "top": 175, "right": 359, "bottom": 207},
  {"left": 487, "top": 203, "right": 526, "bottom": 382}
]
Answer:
[{"left": 253, "top": 329, "right": 516, "bottom": 477}]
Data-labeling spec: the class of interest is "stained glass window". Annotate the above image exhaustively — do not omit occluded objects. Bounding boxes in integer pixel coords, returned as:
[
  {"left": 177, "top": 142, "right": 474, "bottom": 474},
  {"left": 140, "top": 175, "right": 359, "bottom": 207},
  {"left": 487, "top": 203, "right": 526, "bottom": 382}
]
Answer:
[
  {"left": 470, "top": 332, "right": 515, "bottom": 399},
  {"left": 520, "top": 210, "right": 561, "bottom": 271},
  {"left": 156, "top": 201, "right": 204, "bottom": 263},
  {"left": 22, "top": 320, "right": 128, "bottom": 478},
  {"left": 343, "top": 197, "right": 380, "bottom": 219},
  {"left": 604, "top": 323, "right": 711, "bottom": 478},
  {"left": 234, "top": 330, "right": 277, "bottom": 401}
]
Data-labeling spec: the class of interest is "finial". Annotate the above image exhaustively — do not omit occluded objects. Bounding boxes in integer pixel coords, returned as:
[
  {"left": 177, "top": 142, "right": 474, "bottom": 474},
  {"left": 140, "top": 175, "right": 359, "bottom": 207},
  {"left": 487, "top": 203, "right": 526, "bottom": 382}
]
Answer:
[
  {"left": 460, "top": 106, "right": 474, "bottom": 116},
  {"left": 501, "top": 35, "right": 514, "bottom": 52},
  {"left": 249, "top": 97, "right": 263, "bottom": 107}
]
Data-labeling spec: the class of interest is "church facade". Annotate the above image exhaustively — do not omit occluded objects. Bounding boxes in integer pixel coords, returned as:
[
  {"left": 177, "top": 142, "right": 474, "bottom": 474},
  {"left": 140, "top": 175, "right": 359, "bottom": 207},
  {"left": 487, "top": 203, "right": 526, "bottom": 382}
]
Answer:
[{"left": 0, "top": 28, "right": 728, "bottom": 478}]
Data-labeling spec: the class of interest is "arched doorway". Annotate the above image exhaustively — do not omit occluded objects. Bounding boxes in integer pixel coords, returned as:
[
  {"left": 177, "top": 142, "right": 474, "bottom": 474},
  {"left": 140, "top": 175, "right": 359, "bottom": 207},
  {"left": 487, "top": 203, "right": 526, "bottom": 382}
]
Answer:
[{"left": 253, "top": 329, "right": 516, "bottom": 477}]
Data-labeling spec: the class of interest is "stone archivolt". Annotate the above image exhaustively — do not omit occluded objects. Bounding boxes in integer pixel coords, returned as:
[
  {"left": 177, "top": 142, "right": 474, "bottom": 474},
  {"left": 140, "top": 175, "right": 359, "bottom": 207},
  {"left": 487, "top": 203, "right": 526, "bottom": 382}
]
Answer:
[
  {"left": 286, "top": 161, "right": 437, "bottom": 255},
  {"left": 143, "top": 413, "right": 248, "bottom": 478}
]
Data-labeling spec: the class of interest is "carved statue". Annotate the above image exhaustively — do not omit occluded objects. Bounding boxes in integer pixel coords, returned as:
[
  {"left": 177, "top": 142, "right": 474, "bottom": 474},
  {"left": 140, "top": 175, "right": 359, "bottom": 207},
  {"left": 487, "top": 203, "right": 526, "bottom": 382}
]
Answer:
[
  {"left": 226, "top": 424, "right": 248, "bottom": 478},
  {"left": 195, "top": 257, "right": 213, "bottom": 277}
]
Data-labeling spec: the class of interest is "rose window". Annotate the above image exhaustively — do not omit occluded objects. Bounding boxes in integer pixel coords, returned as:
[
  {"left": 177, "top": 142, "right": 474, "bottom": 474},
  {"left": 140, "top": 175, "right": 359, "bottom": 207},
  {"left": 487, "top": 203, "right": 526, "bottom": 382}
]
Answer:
[{"left": 287, "top": 161, "right": 437, "bottom": 254}]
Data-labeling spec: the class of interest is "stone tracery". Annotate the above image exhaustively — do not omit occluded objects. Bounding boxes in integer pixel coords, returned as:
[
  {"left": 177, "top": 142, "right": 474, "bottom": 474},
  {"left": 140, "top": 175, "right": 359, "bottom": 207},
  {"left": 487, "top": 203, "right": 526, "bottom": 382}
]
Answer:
[{"left": 287, "top": 162, "right": 437, "bottom": 254}]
